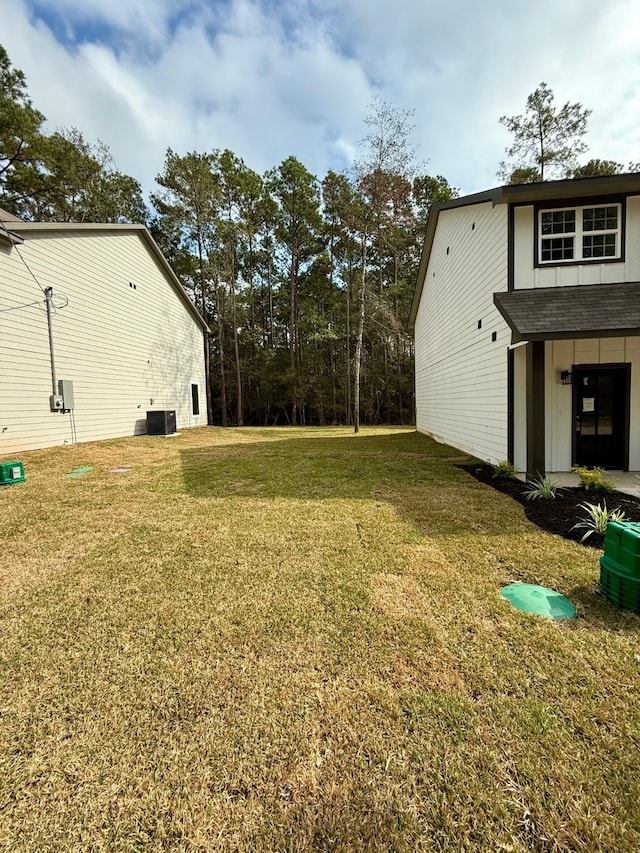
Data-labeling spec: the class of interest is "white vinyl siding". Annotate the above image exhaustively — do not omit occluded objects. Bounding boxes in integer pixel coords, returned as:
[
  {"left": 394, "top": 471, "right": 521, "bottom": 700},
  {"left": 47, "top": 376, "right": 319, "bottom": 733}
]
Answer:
[
  {"left": 514, "top": 195, "right": 640, "bottom": 289},
  {"left": 0, "top": 230, "right": 206, "bottom": 455},
  {"left": 414, "top": 202, "right": 509, "bottom": 463}
]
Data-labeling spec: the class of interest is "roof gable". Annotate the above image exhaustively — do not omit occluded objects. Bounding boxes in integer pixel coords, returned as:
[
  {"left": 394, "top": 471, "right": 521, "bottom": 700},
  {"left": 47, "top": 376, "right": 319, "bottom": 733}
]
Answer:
[
  {"left": 410, "top": 172, "right": 640, "bottom": 330},
  {"left": 2, "top": 221, "right": 208, "bottom": 333}
]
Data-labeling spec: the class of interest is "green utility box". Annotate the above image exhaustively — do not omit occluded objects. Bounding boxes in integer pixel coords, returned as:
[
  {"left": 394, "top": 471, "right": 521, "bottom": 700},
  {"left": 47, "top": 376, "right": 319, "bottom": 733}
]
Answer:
[
  {"left": 600, "top": 563, "right": 640, "bottom": 613},
  {"left": 600, "top": 520, "right": 640, "bottom": 613},
  {"left": 0, "top": 460, "right": 25, "bottom": 485},
  {"left": 602, "top": 520, "right": 640, "bottom": 575}
]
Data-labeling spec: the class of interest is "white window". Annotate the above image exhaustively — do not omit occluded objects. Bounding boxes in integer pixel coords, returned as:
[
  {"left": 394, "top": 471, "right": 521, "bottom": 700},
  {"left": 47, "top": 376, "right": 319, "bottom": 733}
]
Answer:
[{"left": 539, "top": 203, "right": 621, "bottom": 264}]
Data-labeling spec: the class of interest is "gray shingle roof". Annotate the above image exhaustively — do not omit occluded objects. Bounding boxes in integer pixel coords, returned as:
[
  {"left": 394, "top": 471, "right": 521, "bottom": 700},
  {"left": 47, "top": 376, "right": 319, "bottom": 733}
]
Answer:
[{"left": 494, "top": 282, "right": 640, "bottom": 343}]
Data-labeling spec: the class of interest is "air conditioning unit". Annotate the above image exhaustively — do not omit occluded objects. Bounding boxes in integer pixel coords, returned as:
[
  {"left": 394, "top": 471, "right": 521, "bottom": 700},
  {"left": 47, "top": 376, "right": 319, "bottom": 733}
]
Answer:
[{"left": 146, "top": 409, "right": 177, "bottom": 436}]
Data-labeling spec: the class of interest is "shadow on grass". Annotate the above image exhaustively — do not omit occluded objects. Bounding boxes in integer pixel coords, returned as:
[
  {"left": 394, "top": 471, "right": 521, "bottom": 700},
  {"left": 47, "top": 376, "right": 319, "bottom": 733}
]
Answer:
[{"left": 179, "top": 429, "right": 530, "bottom": 538}]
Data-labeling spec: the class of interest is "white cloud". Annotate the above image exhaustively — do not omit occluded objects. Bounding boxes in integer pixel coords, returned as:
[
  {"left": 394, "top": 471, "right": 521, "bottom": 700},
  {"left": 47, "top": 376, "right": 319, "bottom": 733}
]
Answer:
[
  {"left": 2, "top": 0, "right": 640, "bottom": 203},
  {"left": 22, "top": 0, "right": 184, "bottom": 46}
]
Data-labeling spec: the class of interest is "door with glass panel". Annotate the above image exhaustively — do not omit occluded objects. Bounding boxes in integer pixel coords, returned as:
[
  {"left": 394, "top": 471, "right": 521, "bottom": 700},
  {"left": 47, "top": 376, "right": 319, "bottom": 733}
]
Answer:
[{"left": 573, "top": 366, "right": 629, "bottom": 469}]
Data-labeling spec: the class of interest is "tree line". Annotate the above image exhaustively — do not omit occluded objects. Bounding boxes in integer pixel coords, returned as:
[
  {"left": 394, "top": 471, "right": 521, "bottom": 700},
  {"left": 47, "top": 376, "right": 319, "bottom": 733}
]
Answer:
[
  {"left": 1, "top": 44, "right": 635, "bottom": 426},
  {"left": 1, "top": 45, "right": 458, "bottom": 427},
  {"left": 147, "top": 107, "right": 458, "bottom": 428}
]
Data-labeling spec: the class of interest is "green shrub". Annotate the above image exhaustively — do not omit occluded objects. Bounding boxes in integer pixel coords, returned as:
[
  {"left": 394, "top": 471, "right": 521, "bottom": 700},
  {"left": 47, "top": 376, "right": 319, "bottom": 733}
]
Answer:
[
  {"left": 571, "top": 501, "right": 626, "bottom": 543},
  {"left": 522, "top": 474, "right": 562, "bottom": 501},
  {"left": 493, "top": 460, "right": 518, "bottom": 479},
  {"left": 572, "top": 466, "right": 615, "bottom": 493}
]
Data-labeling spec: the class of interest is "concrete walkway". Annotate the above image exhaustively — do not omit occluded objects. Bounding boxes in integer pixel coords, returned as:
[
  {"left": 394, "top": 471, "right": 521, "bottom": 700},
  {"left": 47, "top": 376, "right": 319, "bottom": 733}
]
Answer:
[{"left": 547, "top": 471, "right": 640, "bottom": 499}]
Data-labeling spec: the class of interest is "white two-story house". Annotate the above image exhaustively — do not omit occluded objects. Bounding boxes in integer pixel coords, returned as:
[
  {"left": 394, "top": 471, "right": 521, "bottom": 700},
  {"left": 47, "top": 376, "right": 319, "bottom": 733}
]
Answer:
[{"left": 410, "top": 173, "right": 640, "bottom": 478}]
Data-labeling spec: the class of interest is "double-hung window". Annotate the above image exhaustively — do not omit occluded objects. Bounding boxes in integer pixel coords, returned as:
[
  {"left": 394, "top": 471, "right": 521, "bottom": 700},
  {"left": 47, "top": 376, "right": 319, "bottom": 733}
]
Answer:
[{"left": 539, "top": 203, "right": 621, "bottom": 264}]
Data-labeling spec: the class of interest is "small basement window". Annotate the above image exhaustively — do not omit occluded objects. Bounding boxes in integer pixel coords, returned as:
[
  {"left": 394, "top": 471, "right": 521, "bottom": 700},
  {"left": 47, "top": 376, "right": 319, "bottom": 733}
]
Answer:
[
  {"left": 538, "top": 203, "right": 621, "bottom": 264},
  {"left": 191, "top": 384, "right": 200, "bottom": 416}
]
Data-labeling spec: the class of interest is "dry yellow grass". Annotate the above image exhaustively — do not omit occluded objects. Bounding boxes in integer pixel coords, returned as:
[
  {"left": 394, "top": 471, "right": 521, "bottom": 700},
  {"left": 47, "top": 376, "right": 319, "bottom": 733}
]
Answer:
[{"left": 0, "top": 426, "right": 639, "bottom": 851}]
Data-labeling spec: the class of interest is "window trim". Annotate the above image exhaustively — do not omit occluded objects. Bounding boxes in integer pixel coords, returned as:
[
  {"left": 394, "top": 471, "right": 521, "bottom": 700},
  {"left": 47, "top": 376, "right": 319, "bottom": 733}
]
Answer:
[{"left": 534, "top": 195, "right": 626, "bottom": 268}]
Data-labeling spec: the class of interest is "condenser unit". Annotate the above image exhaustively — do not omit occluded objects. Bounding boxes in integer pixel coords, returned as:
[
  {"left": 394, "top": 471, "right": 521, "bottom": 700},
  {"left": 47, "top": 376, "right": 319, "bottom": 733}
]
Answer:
[{"left": 146, "top": 410, "right": 177, "bottom": 436}]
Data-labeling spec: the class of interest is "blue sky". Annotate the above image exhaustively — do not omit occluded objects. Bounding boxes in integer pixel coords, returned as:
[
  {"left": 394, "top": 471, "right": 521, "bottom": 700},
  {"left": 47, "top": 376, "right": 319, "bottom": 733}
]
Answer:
[{"left": 3, "top": 0, "right": 640, "bottom": 199}]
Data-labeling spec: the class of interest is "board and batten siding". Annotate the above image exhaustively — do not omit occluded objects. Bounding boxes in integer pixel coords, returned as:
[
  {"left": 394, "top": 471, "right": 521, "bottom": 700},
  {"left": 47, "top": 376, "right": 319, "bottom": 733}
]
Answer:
[
  {"left": 513, "top": 195, "right": 640, "bottom": 289},
  {"left": 414, "top": 201, "right": 510, "bottom": 463},
  {"left": 0, "top": 229, "right": 206, "bottom": 455},
  {"left": 512, "top": 336, "right": 640, "bottom": 472}
]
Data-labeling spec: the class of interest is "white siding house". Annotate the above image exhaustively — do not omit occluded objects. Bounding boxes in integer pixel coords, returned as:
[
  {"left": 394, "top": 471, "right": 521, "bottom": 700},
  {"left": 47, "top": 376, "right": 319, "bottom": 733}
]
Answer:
[
  {"left": 0, "top": 214, "right": 208, "bottom": 455},
  {"left": 410, "top": 174, "right": 640, "bottom": 477}
]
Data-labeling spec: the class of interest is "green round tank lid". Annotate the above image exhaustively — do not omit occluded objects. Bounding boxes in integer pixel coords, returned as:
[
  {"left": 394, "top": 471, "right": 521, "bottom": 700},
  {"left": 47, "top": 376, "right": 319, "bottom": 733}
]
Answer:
[{"left": 501, "top": 583, "right": 576, "bottom": 620}]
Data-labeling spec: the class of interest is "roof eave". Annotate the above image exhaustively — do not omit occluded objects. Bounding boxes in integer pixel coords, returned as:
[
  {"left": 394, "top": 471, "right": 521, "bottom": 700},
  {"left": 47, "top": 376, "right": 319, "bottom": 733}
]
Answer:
[
  {"left": 409, "top": 188, "right": 502, "bottom": 330},
  {"left": 138, "top": 229, "right": 210, "bottom": 334},
  {"left": 497, "top": 172, "right": 640, "bottom": 205},
  {"left": 493, "top": 292, "right": 522, "bottom": 343},
  {"left": 519, "top": 327, "right": 640, "bottom": 342}
]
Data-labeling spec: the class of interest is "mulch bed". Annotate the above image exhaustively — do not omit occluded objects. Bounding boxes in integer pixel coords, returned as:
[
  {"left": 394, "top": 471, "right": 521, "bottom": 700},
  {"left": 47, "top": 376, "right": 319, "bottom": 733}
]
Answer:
[{"left": 460, "top": 464, "right": 640, "bottom": 548}]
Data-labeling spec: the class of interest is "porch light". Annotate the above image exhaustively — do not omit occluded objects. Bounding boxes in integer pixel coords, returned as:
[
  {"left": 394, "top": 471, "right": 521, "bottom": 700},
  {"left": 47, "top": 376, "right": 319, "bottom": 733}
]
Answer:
[{"left": 560, "top": 370, "right": 573, "bottom": 386}]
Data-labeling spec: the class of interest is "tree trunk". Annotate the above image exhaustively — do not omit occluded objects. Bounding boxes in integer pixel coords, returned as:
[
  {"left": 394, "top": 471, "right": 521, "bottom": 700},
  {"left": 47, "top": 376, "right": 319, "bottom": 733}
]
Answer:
[
  {"left": 197, "top": 235, "right": 214, "bottom": 425},
  {"left": 330, "top": 308, "right": 338, "bottom": 424},
  {"left": 215, "top": 280, "right": 228, "bottom": 427},
  {"left": 204, "top": 333, "right": 213, "bottom": 425},
  {"left": 226, "top": 237, "right": 241, "bottom": 426},
  {"left": 346, "top": 263, "right": 352, "bottom": 424},
  {"left": 289, "top": 257, "right": 298, "bottom": 426},
  {"left": 397, "top": 327, "right": 403, "bottom": 425},
  {"left": 231, "top": 275, "right": 242, "bottom": 425},
  {"left": 354, "top": 240, "right": 367, "bottom": 434}
]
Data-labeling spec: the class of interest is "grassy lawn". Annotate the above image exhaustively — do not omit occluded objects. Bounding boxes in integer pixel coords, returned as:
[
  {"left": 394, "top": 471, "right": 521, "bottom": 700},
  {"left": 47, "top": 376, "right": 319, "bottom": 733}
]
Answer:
[{"left": 1, "top": 426, "right": 639, "bottom": 852}]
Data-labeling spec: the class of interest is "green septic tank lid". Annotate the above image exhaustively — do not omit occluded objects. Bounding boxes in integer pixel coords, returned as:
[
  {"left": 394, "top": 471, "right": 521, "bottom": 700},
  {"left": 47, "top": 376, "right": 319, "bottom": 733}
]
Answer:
[{"left": 501, "top": 583, "right": 576, "bottom": 621}]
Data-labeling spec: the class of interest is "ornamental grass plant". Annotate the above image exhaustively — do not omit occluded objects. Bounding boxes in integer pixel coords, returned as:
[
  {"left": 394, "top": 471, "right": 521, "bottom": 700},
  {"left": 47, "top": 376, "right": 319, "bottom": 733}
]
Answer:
[
  {"left": 522, "top": 474, "right": 562, "bottom": 501},
  {"left": 571, "top": 501, "right": 626, "bottom": 543}
]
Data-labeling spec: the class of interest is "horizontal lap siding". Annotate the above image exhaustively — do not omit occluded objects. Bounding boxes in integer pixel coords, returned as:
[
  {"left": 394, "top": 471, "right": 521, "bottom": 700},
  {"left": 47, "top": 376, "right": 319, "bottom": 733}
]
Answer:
[
  {"left": 414, "top": 202, "right": 509, "bottom": 462},
  {"left": 0, "top": 232, "right": 205, "bottom": 455}
]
